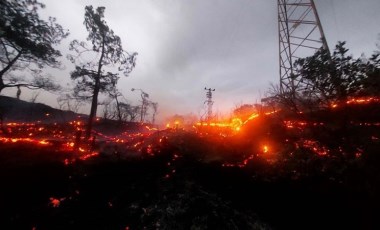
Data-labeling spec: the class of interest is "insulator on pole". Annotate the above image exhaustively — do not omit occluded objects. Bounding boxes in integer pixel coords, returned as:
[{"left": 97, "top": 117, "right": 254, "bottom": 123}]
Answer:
[{"left": 204, "top": 87, "right": 215, "bottom": 122}]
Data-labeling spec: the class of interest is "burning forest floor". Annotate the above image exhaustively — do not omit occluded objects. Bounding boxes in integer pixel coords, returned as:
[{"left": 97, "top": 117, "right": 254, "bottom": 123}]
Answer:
[{"left": 1, "top": 104, "right": 380, "bottom": 229}]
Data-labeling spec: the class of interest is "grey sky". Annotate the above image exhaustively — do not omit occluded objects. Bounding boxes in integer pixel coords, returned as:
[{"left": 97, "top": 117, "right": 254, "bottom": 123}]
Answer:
[{"left": 3, "top": 0, "right": 380, "bottom": 123}]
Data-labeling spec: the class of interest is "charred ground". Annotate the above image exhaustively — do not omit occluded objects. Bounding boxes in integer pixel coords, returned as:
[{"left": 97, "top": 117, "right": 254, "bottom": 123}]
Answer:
[{"left": 0, "top": 98, "right": 380, "bottom": 229}]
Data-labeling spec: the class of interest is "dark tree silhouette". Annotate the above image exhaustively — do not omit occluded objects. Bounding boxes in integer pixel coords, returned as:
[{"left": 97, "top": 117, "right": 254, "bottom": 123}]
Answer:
[
  {"left": 150, "top": 101, "right": 158, "bottom": 124},
  {"left": 233, "top": 104, "right": 256, "bottom": 120},
  {"left": 67, "top": 5, "right": 137, "bottom": 138},
  {"left": 110, "top": 88, "right": 123, "bottom": 122},
  {"left": 358, "top": 53, "right": 380, "bottom": 97},
  {"left": 125, "top": 104, "right": 140, "bottom": 122},
  {"left": 57, "top": 93, "right": 85, "bottom": 113},
  {"left": 293, "top": 42, "right": 354, "bottom": 107},
  {"left": 293, "top": 42, "right": 380, "bottom": 107},
  {"left": 0, "top": 0, "right": 68, "bottom": 93},
  {"left": 268, "top": 41, "right": 380, "bottom": 112}
]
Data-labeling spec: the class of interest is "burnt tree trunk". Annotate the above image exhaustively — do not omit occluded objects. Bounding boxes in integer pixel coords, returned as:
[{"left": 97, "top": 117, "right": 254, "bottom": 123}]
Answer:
[{"left": 85, "top": 37, "right": 105, "bottom": 139}]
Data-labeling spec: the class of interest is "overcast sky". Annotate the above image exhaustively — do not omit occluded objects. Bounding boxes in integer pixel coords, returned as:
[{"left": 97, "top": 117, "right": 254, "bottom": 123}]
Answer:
[{"left": 4, "top": 0, "right": 380, "bottom": 123}]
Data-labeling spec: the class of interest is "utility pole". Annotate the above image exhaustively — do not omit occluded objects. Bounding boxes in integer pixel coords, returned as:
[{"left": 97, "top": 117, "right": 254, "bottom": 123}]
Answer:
[
  {"left": 278, "top": 0, "right": 330, "bottom": 95},
  {"left": 204, "top": 87, "right": 215, "bottom": 122}
]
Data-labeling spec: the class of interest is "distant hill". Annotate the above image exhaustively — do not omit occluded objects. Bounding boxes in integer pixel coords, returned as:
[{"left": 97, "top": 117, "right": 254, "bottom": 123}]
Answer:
[
  {"left": 0, "top": 95, "right": 86, "bottom": 123},
  {"left": 0, "top": 96, "right": 152, "bottom": 135}
]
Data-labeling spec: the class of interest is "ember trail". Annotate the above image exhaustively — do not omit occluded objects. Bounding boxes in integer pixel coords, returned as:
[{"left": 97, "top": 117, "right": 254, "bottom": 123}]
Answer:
[{"left": 1, "top": 95, "right": 380, "bottom": 229}]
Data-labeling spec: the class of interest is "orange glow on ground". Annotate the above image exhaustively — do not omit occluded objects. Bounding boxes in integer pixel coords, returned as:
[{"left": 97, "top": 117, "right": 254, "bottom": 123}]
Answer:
[
  {"left": 194, "top": 109, "right": 280, "bottom": 134},
  {"left": 263, "top": 145, "right": 269, "bottom": 153},
  {"left": 329, "top": 97, "right": 380, "bottom": 109},
  {"left": 39, "top": 140, "right": 50, "bottom": 145},
  {"left": 49, "top": 197, "right": 65, "bottom": 208},
  {"left": 346, "top": 97, "right": 379, "bottom": 105}
]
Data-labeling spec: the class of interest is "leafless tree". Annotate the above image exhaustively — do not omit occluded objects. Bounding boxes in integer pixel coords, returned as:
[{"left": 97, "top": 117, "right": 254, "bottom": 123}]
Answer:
[
  {"left": 57, "top": 94, "right": 85, "bottom": 113},
  {"left": 29, "top": 91, "right": 40, "bottom": 103},
  {"left": 150, "top": 102, "right": 158, "bottom": 124}
]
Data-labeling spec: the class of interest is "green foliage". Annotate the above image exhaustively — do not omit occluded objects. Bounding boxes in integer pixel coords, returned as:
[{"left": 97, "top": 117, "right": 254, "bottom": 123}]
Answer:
[
  {"left": 293, "top": 41, "right": 380, "bottom": 107},
  {"left": 358, "top": 53, "right": 380, "bottom": 96},
  {"left": 69, "top": 66, "right": 120, "bottom": 98},
  {"left": 0, "top": 0, "right": 68, "bottom": 91},
  {"left": 67, "top": 5, "right": 137, "bottom": 138},
  {"left": 67, "top": 5, "right": 137, "bottom": 98}
]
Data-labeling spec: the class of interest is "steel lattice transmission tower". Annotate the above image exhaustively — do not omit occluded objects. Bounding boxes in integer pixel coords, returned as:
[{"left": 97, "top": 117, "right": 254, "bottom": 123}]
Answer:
[
  {"left": 278, "top": 0, "right": 329, "bottom": 95},
  {"left": 204, "top": 87, "right": 215, "bottom": 122}
]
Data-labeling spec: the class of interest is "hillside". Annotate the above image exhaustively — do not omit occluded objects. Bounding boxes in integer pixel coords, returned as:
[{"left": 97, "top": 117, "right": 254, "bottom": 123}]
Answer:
[
  {"left": 0, "top": 96, "right": 151, "bottom": 137},
  {"left": 0, "top": 96, "right": 82, "bottom": 123}
]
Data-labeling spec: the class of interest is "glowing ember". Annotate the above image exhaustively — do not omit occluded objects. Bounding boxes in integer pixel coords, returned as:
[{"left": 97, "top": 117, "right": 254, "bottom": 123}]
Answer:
[
  {"left": 146, "top": 145, "right": 153, "bottom": 155},
  {"left": 49, "top": 197, "right": 65, "bottom": 208},
  {"left": 39, "top": 140, "right": 50, "bottom": 145},
  {"left": 243, "top": 113, "right": 259, "bottom": 124},
  {"left": 79, "top": 152, "right": 99, "bottom": 160},
  {"left": 194, "top": 109, "right": 280, "bottom": 134},
  {"left": 263, "top": 145, "right": 269, "bottom": 153},
  {"left": 299, "top": 139, "right": 329, "bottom": 156},
  {"left": 346, "top": 97, "right": 379, "bottom": 105},
  {"left": 329, "top": 97, "right": 380, "bottom": 109}
]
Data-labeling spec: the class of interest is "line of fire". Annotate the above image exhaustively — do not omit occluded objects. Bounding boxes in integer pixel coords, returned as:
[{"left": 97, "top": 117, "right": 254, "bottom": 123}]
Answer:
[{"left": 2, "top": 95, "right": 379, "bottom": 162}]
